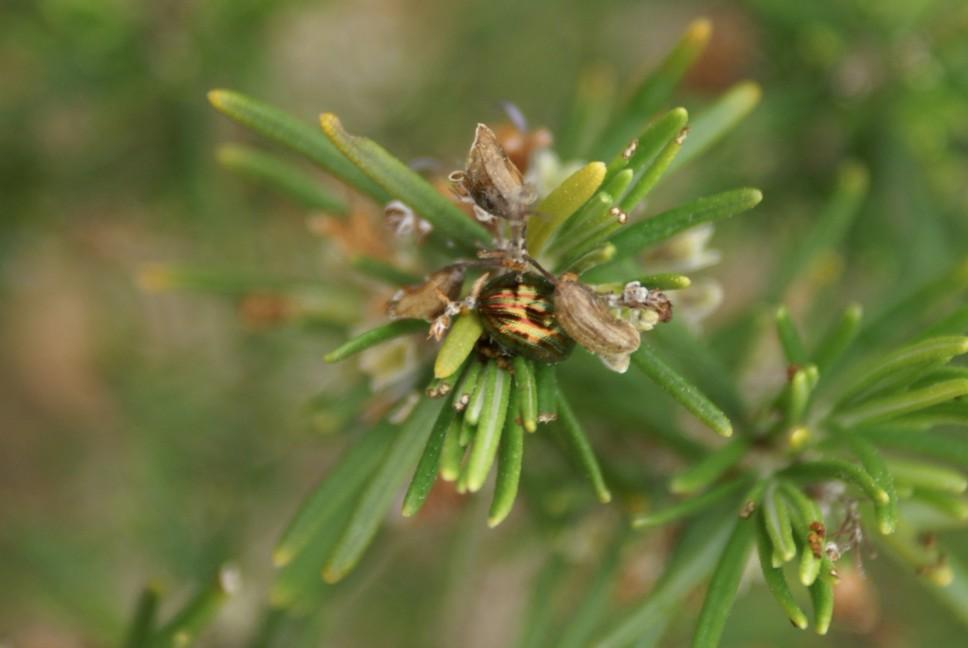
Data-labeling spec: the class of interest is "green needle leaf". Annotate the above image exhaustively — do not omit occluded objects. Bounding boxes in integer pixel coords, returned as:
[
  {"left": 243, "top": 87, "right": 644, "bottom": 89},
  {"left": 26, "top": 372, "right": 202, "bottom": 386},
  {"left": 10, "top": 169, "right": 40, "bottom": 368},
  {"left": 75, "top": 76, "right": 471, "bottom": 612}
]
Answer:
[
  {"left": 844, "top": 434, "right": 898, "bottom": 534},
  {"left": 633, "top": 478, "right": 749, "bottom": 529},
  {"left": 596, "top": 508, "right": 737, "bottom": 648},
  {"left": 464, "top": 362, "right": 512, "bottom": 493},
  {"left": 556, "top": 392, "right": 612, "bottom": 503},
  {"left": 784, "top": 367, "right": 813, "bottom": 429},
  {"left": 606, "top": 188, "right": 763, "bottom": 267},
  {"left": 762, "top": 482, "right": 797, "bottom": 564},
  {"left": 439, "top": 416, "right": 464, "bottom": 482},
  {"left": 453, "top": 359, "right": 484, "bottom": 412},
  {"left": 558, "top": 531, "right": 625, "bottom": 648},
  {"left": 775, "top": 305, "right": 808, "bottom": 366},
  {"left": 123, "top": 585, "right": 161, "bottom": 648},
  {"left": 755, "top": 509, "right": 809, "bottom": 630},
  {"left": 512, "top": 356, "right": 539, "bottom": 433},
  {"left": 535, "top": 363, "right": 559, "bottom": 424},
  {"left": 528, "top": 161, "right": 607, "bottom": 255},
  {"left": 552, "top": 192, "right": 617, "bottom": 272},
  {"left": 151, "top": 566, "right": 240, "bottom": 648},
  {"left": 835, "top": 378, "right": 968, "bottom": 427},
  {"left": 779, "top": 459, "right": 889, "bottom": 506},
  {"left": 632, "top": 345, "right": 733, "bottom": 437},
  {"left": 324, "top": 397, "right": 446, "bottom": 582},
  {"left": 557, "top": 65, "right": 616, "bottom": 161},
  {"left": 349, "top": 256, "right": 421, "bottom": 286},
  {"left": 809, "top": 559, "right": 836, "bottom": 635},
  {"left": 610, "top": 107, "right": 689, "bottom": 184},
  {"left": 217, "top": 144, "right": 347, "bottom": 214},
  {"left": 885, "top": 457, "right": 967, "bottom": 494},
  {"left": 434, "top": 312, "right": 484, "bottom": 379},
  {"left": 618, "top": 122, "right": 685, "bottom": 214},
  {"left": 836, "top": 336, "right": 968, "bottom": 405},
  {"left": 812, "top": 302, "right": 863, "bottom": 374},
  {"left": 402, "top": 398, "right": 458, "bottom": 517},
  {"left": 273, "top": 422, "right": 395, "bottom": 567},
  {"left": 320, "top": 113, "right": 492, "bottom": 250},
  {"left": 691, "top": 511, "right": 756, "bottom": 648},
  {"left": 208, "top": 90, "right": 388, "bottom": 202},
  {"left": 488, "top": 392, "right": 525, "bottom": 527},
  {"left": 668, "top": 81, "right": 761, "bottom": 173},
  {"left": 858, "top": 426, "right": 968, "bottom": 468},
  {"left": 595, "top": 18, "right": 711, "bottom": 158},
  {"left": 912, "top": 489, "right": 968, "bottom": 521},
  {"left": 324, "top": 319, "right": 426, "bottom": 363},
  {"left": 769, "top": 161, "right": 869, "bottom": 299},
  {"left": 669, "top": 438, "right": 750, "bottom": 495},
  {"left": 778, "top": 482, "right": 825, "bottom": 586}
]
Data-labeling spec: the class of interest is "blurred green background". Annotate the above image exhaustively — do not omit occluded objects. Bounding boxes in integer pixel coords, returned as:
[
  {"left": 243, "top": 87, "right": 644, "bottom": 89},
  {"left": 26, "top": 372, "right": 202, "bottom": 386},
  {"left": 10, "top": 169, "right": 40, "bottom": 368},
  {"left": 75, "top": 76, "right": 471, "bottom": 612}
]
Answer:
[{"left": 3, "top": 0, "right": 968, "bottom": 646}]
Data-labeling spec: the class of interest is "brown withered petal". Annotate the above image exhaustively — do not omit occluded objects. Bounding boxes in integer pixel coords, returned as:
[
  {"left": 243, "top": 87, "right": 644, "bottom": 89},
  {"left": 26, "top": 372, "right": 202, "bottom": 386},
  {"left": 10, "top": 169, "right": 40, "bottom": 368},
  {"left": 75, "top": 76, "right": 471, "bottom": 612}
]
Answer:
[
  {"left": 645, "top": 290, "right": 673, "bottom": 322},
  {"left": 463, "top": 124, "right": 529, "bottom": 219},
  {"left": 387, "top": 265, "right": 465, "bottom": 321},
  {"left": 554, "top": 277, "right": 640, "bottom": 360}
]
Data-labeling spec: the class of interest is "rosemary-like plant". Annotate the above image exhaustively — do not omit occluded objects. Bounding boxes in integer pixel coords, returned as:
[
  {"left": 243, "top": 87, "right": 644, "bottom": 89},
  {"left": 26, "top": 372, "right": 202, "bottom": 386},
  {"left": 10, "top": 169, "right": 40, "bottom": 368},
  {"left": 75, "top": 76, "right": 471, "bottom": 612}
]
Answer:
[{"left": 126, "top": 17, "right": 968, "bottom": 648}]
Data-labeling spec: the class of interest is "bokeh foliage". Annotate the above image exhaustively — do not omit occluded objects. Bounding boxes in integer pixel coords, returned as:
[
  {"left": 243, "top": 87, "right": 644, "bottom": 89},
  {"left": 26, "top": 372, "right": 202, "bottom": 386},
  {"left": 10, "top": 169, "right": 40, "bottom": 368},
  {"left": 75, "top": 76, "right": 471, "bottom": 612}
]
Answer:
[{"left": 2, "top": 1, "right": 968, "bottom": 647}]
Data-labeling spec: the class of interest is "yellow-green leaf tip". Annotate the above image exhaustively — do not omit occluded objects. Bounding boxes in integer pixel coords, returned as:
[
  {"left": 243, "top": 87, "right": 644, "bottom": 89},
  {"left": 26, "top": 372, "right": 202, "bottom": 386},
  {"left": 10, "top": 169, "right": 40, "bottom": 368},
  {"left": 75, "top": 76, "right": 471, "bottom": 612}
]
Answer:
[
  {"left": 207, "top": 89, "right": 229, "bottom": 109},
  {"left": 272, "top": 548, "right": 292, "bottom": 567},
  {"left": 685, "top": 17, "right": 713, "bottom": 45}
]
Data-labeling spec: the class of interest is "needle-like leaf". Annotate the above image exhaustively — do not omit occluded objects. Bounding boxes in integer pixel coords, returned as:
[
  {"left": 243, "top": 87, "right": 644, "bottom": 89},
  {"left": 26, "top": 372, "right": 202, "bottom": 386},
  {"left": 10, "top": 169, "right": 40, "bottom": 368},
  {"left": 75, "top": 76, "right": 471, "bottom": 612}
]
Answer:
[
  {"left": 488, "top": 391, "right": 525, "bottom": 527},
  {"left": 669, "top": 438, "right": 750, "bottom": 495},
  {"left": 809, "top": 559, "right": 835, "bottom": 635},
  {"left": 217, "top": 144, "right": 347, "bottom": 214},
  {"left": 529, "top": 162, "right": 608, "bottom": 256},
  {"left": 775, "top": 305, "right": 808, "bottom": 366},
  {"left": 123, "top": 585, "right": 161, "bottom": 648},
  {"left": 668, "top": 81, "right": 761, "bottom": 172},
  {"left": 208, "top": 90, "right": 388, "bottom": 202},
  {"left": 402, "top": 397, "right": 459, "bottom": 516},
  {"left": 595, "top": 18, "right": 711, "bottom": 158},
  {"left": 606, "top": 188, "right": 763, "bottom": 266},
  {"left": 596, "top": 508, "right": 737, "bottom": 648},
  {"left": 320, "top": 113, "right": 492, "bottom": 250},
  {"left": 150, "top": 566, "right": 240, "bottom": 648},
  {"left": 512, "top": 356, "right": 538, "bottom": 433},
  {"left": 885, "top": 457, "right": 967, "bottom": 494},
  {"left": 464, "top": 362, "right": 512, "bottom": 492},
  {"left": 762, "top": 482, "right": 797, "bottom": 564},
  {"left": 768, "top": 161, "right": 868, "bottom": 298},
  {"left": 812, "top": 302, "right": 863, "bottom": 375},
  {"left": 324, "top": 319, "right": 426, "bottom": 363},
  {"left": 835, "top": 378, "right": 968, "bottom": 427},
  {"left": 779, "top": 459, "right": 889, "bottom": 506},
  {"left": 434, "top": 312, "right": 484, "bottom": 379},
  {"left": 324, "top": 397, "right": 446, "bottom": 582},
  {"left": 844, "top": 433, "right": 898, "bottom": 534},
  {"left": 535, "top": 363, "right": 559, "bottom": 424},
  {"left": 273, "top": 422, "right": 396, "bottom": 567},
  {"left": 691, "top": 510, "right": 757, "bottom": 648},
  {"left": 349, "top": 256, "right": 421, "bottom": 286},
  {"left": 755, "top": 509, "right": 809, "bottom": 629},
  {"left": 556, "top": 392, "right": 611, "bottom": 503},
  {"left": 633, "top": 478, "right": 749, "bottom": 528},
  {"left": 632, "top": 345, "right": 733, "bottom": 437}
]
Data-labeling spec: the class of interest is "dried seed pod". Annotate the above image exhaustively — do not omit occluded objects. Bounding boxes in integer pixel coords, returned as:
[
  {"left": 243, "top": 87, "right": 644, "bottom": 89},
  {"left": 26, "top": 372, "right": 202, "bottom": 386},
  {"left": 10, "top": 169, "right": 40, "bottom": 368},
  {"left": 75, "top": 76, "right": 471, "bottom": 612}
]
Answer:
[
  {"left": 387, "top": 265, "right": 465, "bottom": 321},
  {"left": 461, "top": 124, "right": 533, "bottom": 219},
  {"left": 554, "top": 274, "right": 640, "bottom": 373}
]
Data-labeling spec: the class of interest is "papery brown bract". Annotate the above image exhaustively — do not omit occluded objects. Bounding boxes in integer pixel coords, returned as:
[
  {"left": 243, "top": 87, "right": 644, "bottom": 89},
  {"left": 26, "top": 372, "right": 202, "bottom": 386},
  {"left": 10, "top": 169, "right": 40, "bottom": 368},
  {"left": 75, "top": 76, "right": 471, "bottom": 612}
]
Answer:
[
  {"left": 554, "top": 275, "right": 641, "bottom": 373},
  {"left": 461, "top": 124, "right": 532, "bottom": 219},
  {"left": 387, "top": 266, "right": 465, "bottom": 321}
]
